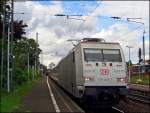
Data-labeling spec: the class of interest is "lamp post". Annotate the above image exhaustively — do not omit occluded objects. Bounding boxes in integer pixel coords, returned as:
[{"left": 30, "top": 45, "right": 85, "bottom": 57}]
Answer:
[
  {"left": 126, "top": 45, "right": 133, "bottom": 83},
  {"left": 111, "top": 16, "right": 146, "bottom": 67},
  {"left": 27, "top": 42, "right": 30, "bottom": 81},
  {"left": 7, "top": 23, "right": 10, "bottom": 93},
  {"left": 137, "top": 48, "right": 142, "bottom": 82}
]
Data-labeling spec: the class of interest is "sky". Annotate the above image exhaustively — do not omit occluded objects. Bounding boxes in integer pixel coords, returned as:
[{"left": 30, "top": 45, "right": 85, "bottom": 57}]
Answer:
[{"left": 14, "top": 1, "right": 149, "bottom": 67}]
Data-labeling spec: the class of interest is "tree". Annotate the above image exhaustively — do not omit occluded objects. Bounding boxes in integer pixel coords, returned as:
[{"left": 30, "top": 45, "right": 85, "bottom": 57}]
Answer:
[
  {"left": 13, "top": 20, "right": 28, "bottom": 41},
  {"left": 0, "top": 1, "right": 41, "bottom": 90},
  {"left": 14, "top": 38, "right": 41, "bottom": 68},
  {"left": 49, "top": 62, "right": 55, "bottom": 69},
  {"left": 12, "top": 37, "right": 41, "bottom": 86},
  {"left": 0, "top": 0, "right": 9, "bottom": 38}
]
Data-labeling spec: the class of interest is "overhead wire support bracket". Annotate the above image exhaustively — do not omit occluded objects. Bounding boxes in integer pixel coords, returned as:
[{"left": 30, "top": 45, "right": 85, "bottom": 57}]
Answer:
[
  {"left": 110, "top": 16, "right": 144, "bottom": 24},
  {"left": 110, "top": 16, "right": 122, "bottom": 19},
  {"left": 127, "top": 19, "right": 144, "bottom": 25},
  {"left": 54, "top": 14, "right": 66, "bottom": 16},
  {"left": 111, "top": 16, "right": 146, "bottom": 66},
  {"left": 55, "top": 14, "right": 82, "bottom": 17},
  {"left": 55, "top": 14, "right": 84, "bottom": 21}
]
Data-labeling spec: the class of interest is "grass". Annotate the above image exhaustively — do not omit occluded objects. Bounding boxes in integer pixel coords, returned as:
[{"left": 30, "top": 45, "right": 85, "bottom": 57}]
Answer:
[
  {"left": 0, "top": 77, "right": 41, "bottom": 112},
  {"left": 131, "top": 73, "right": 150, "bottom": 85}
]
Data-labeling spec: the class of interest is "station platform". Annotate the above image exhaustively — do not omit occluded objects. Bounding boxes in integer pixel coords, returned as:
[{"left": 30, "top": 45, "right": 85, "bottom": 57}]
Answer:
[{"left": 15, "top": 76, "right": 84, "bottom": 112}]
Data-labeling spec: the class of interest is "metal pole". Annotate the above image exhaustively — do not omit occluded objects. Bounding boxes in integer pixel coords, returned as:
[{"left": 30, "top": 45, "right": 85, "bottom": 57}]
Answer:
[
  {"left": 142, "top": 30, "right": 145, "bottom": 71},
  {"left": 1, "top": 0, "right": 6, "bottom": 89},
  {"left": 126, "top": 45, "right": 133, "bottom": 83},
  {"left": 7, "top": 24, "right": 10, "bottom": 93},
  {"left": 32, "top": 66, "right": 35, "bottom": 80},
  {"left": 34, "top": 57, "right": 36, "bottom": 77},
  {"left": 10, "top": 0, "right": 14, "bottom": 90},
  {"left": 129, "top": 47, "right": 131, "bottom": 83},
  {"left": 27, "top": 53, "right": 29, "bottom": 81},
  {"left": 11, "top": 0, "right": 14, "bottom": 50},
  {"left": 41, "top": 51, "right": 43, "bottom": 76},
  {"left": 35, "top": 32, "right": 38, "bottom": 76},
  {"left": 138, "top": 63, "right": 141, "bottom": 80},
  {"left": 42, "top": 51, "right": 43, "bottom": 76}
]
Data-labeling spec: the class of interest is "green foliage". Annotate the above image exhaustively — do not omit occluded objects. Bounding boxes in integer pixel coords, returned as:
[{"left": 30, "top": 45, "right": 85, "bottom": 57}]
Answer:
[
  {"left": 131, "top": 74, "right": 150, "bottom": 85},
  {"left": 13, "top": 67, "right": 27, "bottom": 85},
  {"left": 0, "top": 1, "right": 41, "bottom": 92},
  {"left": 1, "top": 32, "right": 41, "bottom": 91},
  {"left": 13, "top": 66, "right": 41, "bottom": 87},
  {"left": 126, "top": 60, "right": 133, "bottom": 67},
  {"left": 14, "top": 38, "right": 41, "bottom": 67},
  {"left": 13, "top": 20, "right": 28, "bottom": 42},
  {"left": 0, "top": 0, "right": 10, "bottom": 38}
]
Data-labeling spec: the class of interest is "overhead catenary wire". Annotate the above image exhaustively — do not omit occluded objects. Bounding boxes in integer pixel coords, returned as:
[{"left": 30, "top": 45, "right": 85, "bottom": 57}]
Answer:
[
  {"left": 61, "top": 2, "right": 84, "bottom": 40},
  {"left": 110, "top": 15, "right": 147, "bottom": 65},
  {"left": 74, "top": 2, "right": 101, "bottom": 36},
  {"left": 63, "top": 2, "right": 102, "bottom": 46},
  {"left": 116, "top": 25, "right": 144, "bottom": 39},
  {"left": 80, "top": 3, "right": 85, "bottom": 16},
  {"left": 52, "top": 2, "right": 91, "bottom": 52},
  {"left": 13, "top": 12, "right": 145, "bottom": 27},
  {"left": 50, "top": 3, "right": 75, "bottom": 57},
  {"left": 15, "top": 1, "right": 148, "bottom": 55}
]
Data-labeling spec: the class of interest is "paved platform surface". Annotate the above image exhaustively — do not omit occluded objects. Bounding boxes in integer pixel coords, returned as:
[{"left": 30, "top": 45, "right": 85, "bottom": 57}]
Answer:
[
  {"left": 15, "top": 76, "right": 55, "bottom": 112},
  {"left": 15, "top": 76, "right": 84, "bottom": 112}
]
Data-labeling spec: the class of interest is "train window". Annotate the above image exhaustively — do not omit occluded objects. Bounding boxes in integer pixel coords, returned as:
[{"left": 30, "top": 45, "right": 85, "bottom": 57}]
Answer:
[
  {"left": 103, "top": 49, "right": 122, "bottom": 62},
  {"left": 84, "top": 49, "right": 103, "bottom": 61}
]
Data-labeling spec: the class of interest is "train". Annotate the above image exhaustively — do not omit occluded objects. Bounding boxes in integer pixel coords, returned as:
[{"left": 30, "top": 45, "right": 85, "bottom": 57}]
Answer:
[{"left": 51, "top": 38, "right": 129, "bottom": 106}]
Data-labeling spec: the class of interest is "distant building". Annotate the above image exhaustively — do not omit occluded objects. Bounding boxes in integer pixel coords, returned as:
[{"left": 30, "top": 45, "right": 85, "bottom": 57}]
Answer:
[
  {"left": 145, "top": 60, "right": 150, "bottom": 65},
  {"left": 40, "top": 64, "right": 47, "bottom": 75},
  {"left": 130, "top": 62, "right": 150, "bottom": 75}
]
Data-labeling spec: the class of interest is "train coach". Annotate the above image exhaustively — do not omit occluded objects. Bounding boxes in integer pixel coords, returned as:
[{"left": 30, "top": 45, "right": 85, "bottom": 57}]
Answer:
[{"left": 52, "top": 38, "right": 129, "bottom": 106}]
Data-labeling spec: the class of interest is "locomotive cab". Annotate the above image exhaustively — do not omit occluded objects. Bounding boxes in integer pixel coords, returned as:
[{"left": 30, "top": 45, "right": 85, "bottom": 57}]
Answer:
[
  {"left": 76, "top": 38, "right": 129, "bottom": 105},
  {"left": 56, "top": 38, "right": 129, "bottom": 106}
]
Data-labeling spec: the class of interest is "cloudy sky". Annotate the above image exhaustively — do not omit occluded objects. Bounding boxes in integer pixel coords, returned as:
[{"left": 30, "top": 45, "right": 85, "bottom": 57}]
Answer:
[{"left": 14, "top": 1, "right": 149, "bottom": 67}]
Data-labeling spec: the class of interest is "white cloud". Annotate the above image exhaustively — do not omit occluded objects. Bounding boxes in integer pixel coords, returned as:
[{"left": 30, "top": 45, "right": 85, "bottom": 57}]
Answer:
[
  {"left": 14, "top": 1, "right": 97, "bottom": 66},
  {"left": 94, "top": 1, "right": 149, "bottom": 33},
  {"left": 92, "top": 23, "right": 148, "bottom": 64},
  {"left": 90, "top": 1, "right": 149, "bottom": 64},
  {"left": 14, "top": 1, "right": 149, "bottom": 66}
]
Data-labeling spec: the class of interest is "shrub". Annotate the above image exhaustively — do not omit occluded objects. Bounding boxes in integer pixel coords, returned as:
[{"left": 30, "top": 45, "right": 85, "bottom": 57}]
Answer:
[{"left": 13, "top": 67, "right": 27, "bottom": 85}]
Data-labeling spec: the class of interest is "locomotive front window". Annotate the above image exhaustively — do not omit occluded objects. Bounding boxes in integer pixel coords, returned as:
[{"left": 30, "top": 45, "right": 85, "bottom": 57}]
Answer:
[
  {"left": 103, "top": 49, "right": 122, "bottom": 62},
  {"left": 84, "top": 49, "right": 103, "bottom": 61}
]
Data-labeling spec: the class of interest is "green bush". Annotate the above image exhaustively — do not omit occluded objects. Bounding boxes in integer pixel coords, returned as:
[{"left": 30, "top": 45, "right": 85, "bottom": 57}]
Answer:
[
  {"left": 13, "top": 67, "right": 27, "bottom": 85},
  {"left": 1, "top": 65, "right": 41, "bottom": 91},
  {"left": 131, "top": 74, "right": 149, "bottom": 85}
]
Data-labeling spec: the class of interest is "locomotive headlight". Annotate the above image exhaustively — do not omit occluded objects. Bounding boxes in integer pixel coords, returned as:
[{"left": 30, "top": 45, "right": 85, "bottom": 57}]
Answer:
[
  {"left": 117, "top": 77, "right": 125, "bottom": 82},
  {"left": 120, "top": 78, "right": 124, "bottom": 81},
  {"left": 85, "top": 77, "right": 90, "bottom": 81},
  {"left": 84, "top": 77, "right": 94, "bottom": 81}
]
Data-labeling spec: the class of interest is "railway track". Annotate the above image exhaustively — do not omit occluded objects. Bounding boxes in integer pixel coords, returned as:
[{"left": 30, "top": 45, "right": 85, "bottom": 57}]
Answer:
[
  {"left": 82, "top": 106, "right": 124, "bottom": 113},
  {"left": 128, "top": 89, "right": 150, "bottom": 104},
  {"left": 49, "top": 75, "right": 124, "bottom": 113},
  {"left": 112, "top": 106, "right": 124, "bottom": 113}
]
